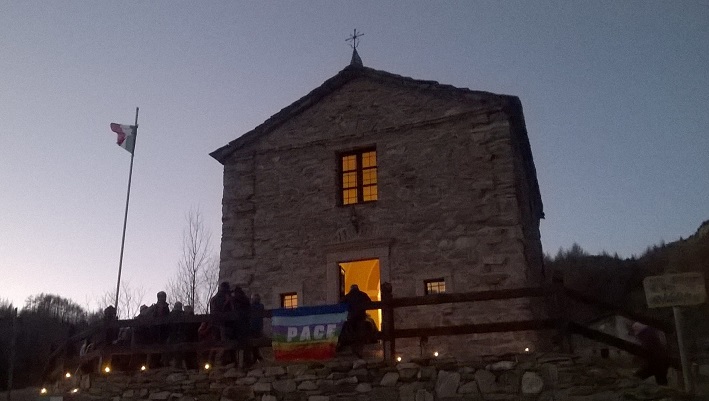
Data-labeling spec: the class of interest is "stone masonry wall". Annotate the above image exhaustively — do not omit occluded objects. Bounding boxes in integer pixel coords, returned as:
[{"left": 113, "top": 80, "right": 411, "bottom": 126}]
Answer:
[
  {"left": 81, "top": 354, "right": 690, "bottom": 401},
  {"left": 217, "top": 76, "right": 545, "bottom": 355}
]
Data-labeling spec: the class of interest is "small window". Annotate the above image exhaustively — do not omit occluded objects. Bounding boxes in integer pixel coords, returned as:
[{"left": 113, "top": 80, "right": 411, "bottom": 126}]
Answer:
[
  {"left": 340, "top": 149, "right": 377, "bottom": 205},
  {"left": 424, "top": 279, "right": 446, "bottom": 295},
  {"left": 280, "top": 292, "right": 298, "bottom": 309}
]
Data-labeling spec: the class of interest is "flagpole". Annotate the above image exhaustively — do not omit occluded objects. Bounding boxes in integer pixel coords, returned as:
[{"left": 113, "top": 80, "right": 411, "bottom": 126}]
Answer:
[{"left": 114, "top": 107, "right": 139, "bottom": 316}]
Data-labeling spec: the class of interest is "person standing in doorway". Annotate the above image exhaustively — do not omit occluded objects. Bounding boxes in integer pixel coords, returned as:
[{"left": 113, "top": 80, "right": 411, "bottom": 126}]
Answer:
[{"left": 343, "top": 284, "right": 372, "bottom": 358}]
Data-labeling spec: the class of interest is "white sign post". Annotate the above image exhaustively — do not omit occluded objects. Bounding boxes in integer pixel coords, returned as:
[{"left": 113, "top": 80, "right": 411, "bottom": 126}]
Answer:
[{"left": 643, "top": 272, "right": 707, "bottom": 392}]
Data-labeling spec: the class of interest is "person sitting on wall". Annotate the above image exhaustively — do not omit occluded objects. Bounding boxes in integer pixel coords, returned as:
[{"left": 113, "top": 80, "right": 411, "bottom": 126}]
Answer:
[
  {"left": 209, "top": 282, "right": 237, "bottom": 365},
  {"left": 210, "top": 282, "right": 233, "bottom": 340},
  {"left": 182, "top": 305, "right": 200, "bottom": 369},
  {"left": 630, "top": 322, "right": 670, "bottom": 385},
  {"left": 183, "top": 305, "right": 199, "bottom": 341},
  {"left": 95, "top": 305, "right": 119, "bottom": 348},
  {"left": 152, "top": 291, "right": 171, "bottom": 344},
  {"left": 342, "top": 284, "right": 372, "bottom": 358},
  {"left": 144, "top": 291, "right": 171, "bottom": 367},
  {"left": 229, "top": 285, "right": 251, "bottom": 368},
  {"left": 133, "top": 305, "right": 153, "bottom": 345},
  {"left": 246, "top": 293, "right": 265, "bottom": 367},
  {"left": 167, "top": 301, "right": 188, "bottom": 369}
]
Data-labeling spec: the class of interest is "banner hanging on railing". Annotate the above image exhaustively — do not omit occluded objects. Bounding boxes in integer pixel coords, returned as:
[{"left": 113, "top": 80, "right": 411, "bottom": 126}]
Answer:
[{"left": 271, "top": 303, "right": 348, "bottom": 361}]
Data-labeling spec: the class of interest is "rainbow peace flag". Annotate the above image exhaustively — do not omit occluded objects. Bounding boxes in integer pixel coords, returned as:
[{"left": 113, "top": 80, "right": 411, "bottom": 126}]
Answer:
[{"left": 271, "top": 303, "right": 348, "bottom": 361}]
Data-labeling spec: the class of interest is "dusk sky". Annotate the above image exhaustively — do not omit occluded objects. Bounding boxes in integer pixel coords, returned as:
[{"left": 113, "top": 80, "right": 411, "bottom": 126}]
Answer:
[{"left": 1, "top": 1, "right": 707, "bottom": 310}]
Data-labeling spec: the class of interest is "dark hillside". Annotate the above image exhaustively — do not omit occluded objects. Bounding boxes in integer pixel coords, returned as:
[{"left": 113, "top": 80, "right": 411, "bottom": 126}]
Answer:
[{"left": 547, "top": 220, "right": 709, "bottom": 358}]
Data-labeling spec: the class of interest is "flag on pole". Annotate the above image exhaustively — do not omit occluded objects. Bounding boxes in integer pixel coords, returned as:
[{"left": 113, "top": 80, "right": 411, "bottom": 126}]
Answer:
[{"left": 110, "top": 123, "right": 136, "bottom": 154}]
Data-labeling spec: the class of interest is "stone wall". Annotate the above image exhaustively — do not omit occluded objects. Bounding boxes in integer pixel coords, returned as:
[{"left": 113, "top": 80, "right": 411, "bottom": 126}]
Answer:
[
  {"left": 80, "top": 354, "right": 691, "bottom": 401},
  {"left": 217, "top": 75, "right": 545, "bottom": 356}
]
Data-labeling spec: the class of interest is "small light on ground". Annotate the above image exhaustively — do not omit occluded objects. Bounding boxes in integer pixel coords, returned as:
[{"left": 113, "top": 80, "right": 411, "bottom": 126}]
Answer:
[
  {"left": 524, "top": 347, "right": 530, "bottom": 352},
  {"left": 140, "top": 365, "right": 147, "bottom": 371},
  {"left": 433, "top": 351, "right": 439, "bottom": 357},
  {"left": 396, "top": 356, "right": 402, "bottom": 362},
  {"left": 104, "top": 366, "right": 111, "bottom": 373},
  {"left": 204, "top": 363, "right": 211, "bottom": 370},
  {"left": 71, "top": 388, "right": 79, "bottom": 393},
  {"left": 65, "top": 372, "right": 71, "bottom": 378},
  {"left": 40, "top": 388, "right": 47, "bottom": 394}
]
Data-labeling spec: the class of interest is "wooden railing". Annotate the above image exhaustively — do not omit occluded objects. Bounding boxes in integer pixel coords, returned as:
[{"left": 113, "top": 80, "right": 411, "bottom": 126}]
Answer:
[
  {"left": 50, "top": 277, "right": 676, "bottom": 376},
  {"left": 374, "top": 282, "right": 557, "bottom": 361}
]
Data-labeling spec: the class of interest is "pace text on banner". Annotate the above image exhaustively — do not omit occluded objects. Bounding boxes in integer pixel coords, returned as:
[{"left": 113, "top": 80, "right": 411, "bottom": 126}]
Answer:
[{"left": 271, "top": 304, "right": 348, "bottom": 361}]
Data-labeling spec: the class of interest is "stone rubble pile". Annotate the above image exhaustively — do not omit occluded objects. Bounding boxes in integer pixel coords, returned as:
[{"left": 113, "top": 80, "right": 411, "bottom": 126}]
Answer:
[{"left": 79, "top": 354, "right": 695, "bottom": 401}]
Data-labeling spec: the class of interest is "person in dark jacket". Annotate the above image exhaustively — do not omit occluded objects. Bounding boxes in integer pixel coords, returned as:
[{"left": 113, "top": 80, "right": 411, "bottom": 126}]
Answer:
[
  {"left": 247, "top": 293, "right": 265, "bottom": 366},
  {"left": 99, "top": 305, "right": 119, "bottom": 347},
  {"left": 152, "top": 291, "right": 171, "bottom": 344},
  {"left": 342, "top": 284, "right": 372, "bottom": 357},
  {"left": 631, "top": 322, "right": 670, "bottom": 385},
  {"left": 210, "top": 282, "right": 234, "bottom": 340},
  {"left": 210, "top": 282, "right": 232, "bottom": 314},
  {"left": 229, "top": 286, "right": 251, "bottom": 367},
  {"left": 167, "top": 302, "right": 187, "bottom": 368}
]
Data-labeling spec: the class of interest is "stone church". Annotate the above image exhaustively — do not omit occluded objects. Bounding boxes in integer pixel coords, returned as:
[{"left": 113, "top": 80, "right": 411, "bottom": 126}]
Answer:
[{"left": 211, "top": 51, "right": 545, "bottom": 355}]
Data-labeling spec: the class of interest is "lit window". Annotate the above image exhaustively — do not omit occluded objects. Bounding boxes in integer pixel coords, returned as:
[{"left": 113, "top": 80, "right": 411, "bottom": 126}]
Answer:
[
  {"left": 340, "top": 149, "right": 377, "bottom": 205},
  {"left": 424, "top": 279, "right": 446, "bottom": 295},
  {"left": 280, "top": 292, "right": 298, "bottom": 309}
]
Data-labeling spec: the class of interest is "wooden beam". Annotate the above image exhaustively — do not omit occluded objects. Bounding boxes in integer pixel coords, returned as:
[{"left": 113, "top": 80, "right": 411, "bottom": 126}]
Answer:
[
  {"left": 393, "top": 319, "right": 557, "bottom": 339},
  {"left": 568, "top": 322, "right": 680, "bottom": 369},
  {"left": 563, "top": 289, "right": 672, "bottom": 332},
  {"left": 392, "top": 287, "right": 546, "bottom": 308}
]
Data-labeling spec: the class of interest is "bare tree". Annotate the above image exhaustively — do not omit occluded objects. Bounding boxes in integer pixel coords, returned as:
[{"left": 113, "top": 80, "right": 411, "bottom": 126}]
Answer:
[
  {"left": 97, "top": 280, "right": 146, "bottom": 319},
  {"left": 168, "top": 208, "right": 219, "bottom": 314}
]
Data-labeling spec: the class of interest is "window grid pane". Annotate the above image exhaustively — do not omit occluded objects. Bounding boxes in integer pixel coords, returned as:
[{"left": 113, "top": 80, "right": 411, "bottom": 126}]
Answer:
[
  {"left": 362, "top": 168, "right": 377, "bottom": 185},
  {"left": 362, "top": 151, "right": 377, "bottom": 168},
  {"left": 281, "top": 293, "right": 298, "bottom": 309},
  {"left": 340, "top": 149, "right": 377, "bottom": 205},
  {"left": 425, "top": 279, "right": 446, "bottom": 295},
  {"left": 343, "top": 189, "right": 358, "bottom": 205},
  {"left": 342, "top": 155, "right": 357, "bottom": 172},
  {"left": 363, "top": 185, "right": 378, "bottom": 201},
  {"left": 342, "top": 172, "right": 357, "bottom": 189}
]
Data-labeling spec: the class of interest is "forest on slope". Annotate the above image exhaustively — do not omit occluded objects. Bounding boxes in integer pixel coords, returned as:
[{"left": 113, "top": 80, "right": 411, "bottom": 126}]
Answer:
[{"left": 545, "top": 220, "right": 709, "bottom": 355}]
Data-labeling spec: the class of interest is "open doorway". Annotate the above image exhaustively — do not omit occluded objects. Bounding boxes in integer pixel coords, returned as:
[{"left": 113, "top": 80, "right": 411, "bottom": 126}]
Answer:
[{"left": 338, "top": 259, "right": 381, "bottom": 329}]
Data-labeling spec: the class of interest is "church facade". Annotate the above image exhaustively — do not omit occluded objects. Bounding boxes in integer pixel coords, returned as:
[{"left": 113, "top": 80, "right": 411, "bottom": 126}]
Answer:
[{"left": 211, "top": 56, "right": 545, "bottom": 355}]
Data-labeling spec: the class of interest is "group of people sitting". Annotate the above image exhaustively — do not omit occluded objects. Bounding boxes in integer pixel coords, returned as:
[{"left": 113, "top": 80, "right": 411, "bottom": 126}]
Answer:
[
  {"left": 77, "top": 283, "right": 377, "bottom": 372},
  {"left": 205, "top": 282, "right": 265, "bottom": 368},
  {"left": 81, "top": 286, "right": 265, "bottom": 371}
]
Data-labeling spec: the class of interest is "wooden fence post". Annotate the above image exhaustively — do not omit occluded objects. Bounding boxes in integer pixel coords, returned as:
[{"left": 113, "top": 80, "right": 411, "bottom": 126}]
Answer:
[
  {"left": 381, "top": 282, "right": 395, "bottom": 364},
  {"left": 551, "top": 271, "right": 572, "bottom": 353}
]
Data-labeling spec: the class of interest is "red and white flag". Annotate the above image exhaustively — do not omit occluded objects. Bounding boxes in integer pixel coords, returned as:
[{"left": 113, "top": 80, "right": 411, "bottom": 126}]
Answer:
[{"left": 110, "top": 123, "right": 135, "bottom": 154}]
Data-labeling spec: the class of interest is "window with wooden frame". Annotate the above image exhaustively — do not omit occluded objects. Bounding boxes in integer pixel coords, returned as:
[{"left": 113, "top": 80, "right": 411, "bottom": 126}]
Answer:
[
  {"left": 424, "top": 278, "right": 446, "bottom": 295},
  {"left": 280, "top": 292, "right": 298, "bottom": 309},
  {"left": 340, "top": 148, "right": 378, "bottom": 205}
]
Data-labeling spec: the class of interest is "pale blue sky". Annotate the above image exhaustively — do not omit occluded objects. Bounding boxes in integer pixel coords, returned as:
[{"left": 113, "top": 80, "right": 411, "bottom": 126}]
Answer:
[{"left": 1, "top": 1, "right": 707, "bottom": 309}]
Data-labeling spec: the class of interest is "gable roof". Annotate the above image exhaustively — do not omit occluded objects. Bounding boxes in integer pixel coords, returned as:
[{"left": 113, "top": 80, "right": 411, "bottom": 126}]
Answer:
[
  {"left": 210, "top": 64, "right": 513, "bottom": 164},
  {"left": 209, "top": 63, "right": 544, "bottom": 220}
]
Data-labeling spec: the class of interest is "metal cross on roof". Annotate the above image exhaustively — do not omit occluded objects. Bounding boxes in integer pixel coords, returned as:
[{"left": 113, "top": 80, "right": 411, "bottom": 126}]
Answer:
[{"left": 346, "top": 29, "right": 364, "bottom": 50}]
